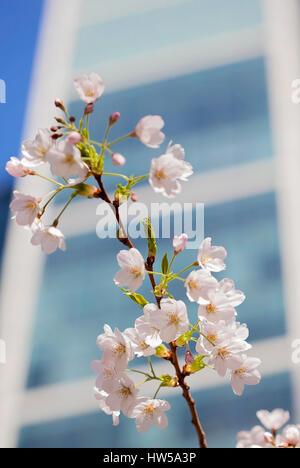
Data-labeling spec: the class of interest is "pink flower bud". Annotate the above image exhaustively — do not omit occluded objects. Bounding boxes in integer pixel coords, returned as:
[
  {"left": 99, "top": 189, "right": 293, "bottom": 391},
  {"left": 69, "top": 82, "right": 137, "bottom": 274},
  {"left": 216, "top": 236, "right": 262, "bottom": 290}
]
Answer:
[
  {"left": 109, "top": 112, "right": 120, "bottom": 125},
  {"left": 131, "top": 192, "right": 138, "bottom": 202},
  {"left": 173, "top": 233, "right": 188, "bottom": 253},
  {"left": 51, "top": 133, "right": 63, "bottom": 140},
  {"left": 112, "top": 153, "right": 126, "bottom": 167},
  {"left": 55, "top": 117, "right": 67, "bottom": 125},
  {"left": 67, "top": 131, "right": 82, "bottom": 144},
  {"left": 84, "top": 103, "right": 94, "bottom": 115},
  {"left": 264, "top": 432, "right": 273, "bottom": 444},
  {"left": 54, "top": 98, "right": 66, "bottom": 112},
  {"left": 185, "top": 350, "right": 194, "bottom": 364}
]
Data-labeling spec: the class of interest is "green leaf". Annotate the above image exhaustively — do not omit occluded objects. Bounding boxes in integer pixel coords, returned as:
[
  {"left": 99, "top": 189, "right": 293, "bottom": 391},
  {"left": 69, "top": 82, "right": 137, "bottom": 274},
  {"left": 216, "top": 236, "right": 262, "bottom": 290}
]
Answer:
[
  {"left": 190, "top": 356, "right": 206, "bottom": 373},
  {"left": 122, "top": 290, "right": 148, "bottom": 307},
  {"left": 161, "top": 253, "right": 169, "bottom": 275}
]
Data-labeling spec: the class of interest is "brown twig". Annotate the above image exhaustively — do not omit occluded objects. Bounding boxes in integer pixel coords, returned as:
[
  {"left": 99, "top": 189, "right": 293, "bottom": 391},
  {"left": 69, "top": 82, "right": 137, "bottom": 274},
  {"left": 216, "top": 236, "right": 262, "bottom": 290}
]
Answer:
[
  {"left": 94, "top": 173, "right": 134, "bottom": 249},
  {"left": 170, "top": 342, "right": 208, "bottom": 448},
  {"left": 145, "top": 255, "right": 162, "bottom": 308},
  {"left": 94, "top": 173, "right": 207, "bottom": 448}
]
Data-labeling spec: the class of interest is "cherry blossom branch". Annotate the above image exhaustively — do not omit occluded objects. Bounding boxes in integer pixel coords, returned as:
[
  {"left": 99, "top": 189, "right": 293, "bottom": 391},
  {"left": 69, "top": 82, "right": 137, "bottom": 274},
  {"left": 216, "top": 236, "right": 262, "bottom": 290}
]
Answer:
[
  {"left": 93, "top": 172, "right": 207, "bottom": 448},
  {"left": 6, "top": 72, "right": 263, "bottom": 447},
  {"left": 169, "top": 342, "right": 208, "bottom": 448}
]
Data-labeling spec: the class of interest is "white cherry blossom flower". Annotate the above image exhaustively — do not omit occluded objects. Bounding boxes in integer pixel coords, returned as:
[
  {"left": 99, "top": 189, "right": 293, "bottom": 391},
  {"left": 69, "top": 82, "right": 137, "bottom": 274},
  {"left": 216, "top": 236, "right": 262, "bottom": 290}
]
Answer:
[
  {"left": 256, "top": 409, "right": 290, "bottom": 432},
  {"left": 185, "top": 269, "right": 218, "bottom": 304},
  {"left": 217, "top": 278, "right": 245, "bottom": 307},
  {"left": 106, "top": 374, "right": 139, "bottom": 417},
  {"left": 149, "top": 152, "right": 193, "bottom": 198},
  {"left": 91, "top": 360, "right": 120, "bottom": 393},
  {"left": 94, "top": 388, "right": 120, "bottom": 426},
  {"left": 10, "top": 191, "right": 41, "bottom": 226},
  {"left": 46, "top": 140, "right": 88, "bottom": 178},
  {"left": 21, "top": 128, "right": 53, "bottom": 167},
  {"left": 198, "top": 289, "right": 236, "bottom": 323},
  {"left": 230, "top": 355, "right": 262, "bottom": 396},
  {"left": 149, "top": 299, "right": 189, "bottom": 343},
  {"left": 197, "top": 237, "right": 227, "bottom": 272},
  {"left": 228, "top": 321, "right": 250, "bottom": 342},
  {"left": 279, "top": 425, "right": 300, "bottom": 447},
  {"left": 124, "top": 327, "right": 156, "bottom": 358},
  {"left": 197, "top": 320, "right": 250, "bottom": 360},
  {"left": 236, "top": 426, "right": 268, "bottom": 449},
  {"left": 208, "top": 337, "right": 251, "bottom": 378},
  {"left": 135, "top": 115, "right": 165, "bottom": 148},
  {"left": 173, "top": 233, "right": 188, "bottom": 253},
  {"left": 196, "top": 320, "right": 235, "bottom": 354},
  {"left": 114, "top": 248, "right": 145, "bottom": 293},
  {"left": 74, "top": 72, "right": 105, "bottom": 104},
  {"left": 6, "top": 157, "right": 28, "bottom": 177},
  {"left": 97, "top": 325, "right": 134, "bottom": 371},
  {"left": 166, "top": 141, "right": 185, "bottom": 160},
  {"left": 135, "top": 305, "right": 162, "bottom": 349},
  {"left": 31, "top": 221, "right": 66, "bottom": 254},
  {"left": 132, "top": 399, "right": 171, "bottom": 434}
]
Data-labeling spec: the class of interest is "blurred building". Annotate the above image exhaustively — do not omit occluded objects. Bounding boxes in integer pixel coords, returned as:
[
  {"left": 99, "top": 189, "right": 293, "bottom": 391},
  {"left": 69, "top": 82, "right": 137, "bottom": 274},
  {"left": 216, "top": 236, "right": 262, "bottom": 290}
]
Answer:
[{"left": 0, "top": 0, "right": 300, "bottom": 448}]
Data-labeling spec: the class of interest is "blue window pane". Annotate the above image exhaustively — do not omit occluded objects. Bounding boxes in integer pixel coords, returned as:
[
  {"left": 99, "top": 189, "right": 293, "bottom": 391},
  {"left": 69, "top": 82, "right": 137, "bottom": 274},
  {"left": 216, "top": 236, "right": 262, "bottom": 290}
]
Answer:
[
  {"left": 19, "top": 372, "right": 293, "bottom": 448},
  {"left": 205, "top": 192, "right": 285, "bottom": 341},
  {"left": 26, "top": 192, "right": 284, "bottom": 388},
  {"left": 157, "top": 192, "right": 285, "bottom": 341},
  {"left": 67, "top": 58, "right": 271, "bottom": 197},
  {"left": 74, "top": 0, "right": 262, "bottom": 68}
]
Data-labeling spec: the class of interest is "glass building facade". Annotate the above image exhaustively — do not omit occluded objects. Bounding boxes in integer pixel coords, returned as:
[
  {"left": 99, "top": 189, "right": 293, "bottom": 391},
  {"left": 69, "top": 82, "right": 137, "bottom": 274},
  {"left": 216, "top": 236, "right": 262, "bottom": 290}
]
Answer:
[{"left": 1, "top": 0, "right": 298, "bottom": 448}]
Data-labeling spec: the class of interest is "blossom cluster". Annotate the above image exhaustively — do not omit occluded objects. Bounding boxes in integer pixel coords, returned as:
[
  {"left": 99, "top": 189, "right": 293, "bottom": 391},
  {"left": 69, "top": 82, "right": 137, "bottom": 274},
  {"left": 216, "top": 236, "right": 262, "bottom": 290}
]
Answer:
[
  {"left": 6, "top": 71, "right": 264, "bottom": 445},
  {"left": 92, "top": 324, "right": 170, "bottom": 434},
  {"left": 237, "top": 409, "right": 300, "bottom": 448},
  {"left": 6, "top": 72, "right": 193, "bottom": 254},
  {"left": 92, "top": 235, "right": 261, "bottom": 433}
]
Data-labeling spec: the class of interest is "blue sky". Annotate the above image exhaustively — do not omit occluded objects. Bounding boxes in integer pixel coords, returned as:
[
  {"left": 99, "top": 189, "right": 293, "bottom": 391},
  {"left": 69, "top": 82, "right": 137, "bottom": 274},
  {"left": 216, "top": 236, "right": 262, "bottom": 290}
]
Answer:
[{"left": 0, "top": 0, "right": 44, "bottom": 193}]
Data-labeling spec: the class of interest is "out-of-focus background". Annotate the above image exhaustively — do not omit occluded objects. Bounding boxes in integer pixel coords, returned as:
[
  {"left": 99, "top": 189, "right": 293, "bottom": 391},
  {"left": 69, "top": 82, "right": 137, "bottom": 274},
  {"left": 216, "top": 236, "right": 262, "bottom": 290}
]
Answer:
[{"left": 1, "top": 0, "right": 300, "bottom": 448}]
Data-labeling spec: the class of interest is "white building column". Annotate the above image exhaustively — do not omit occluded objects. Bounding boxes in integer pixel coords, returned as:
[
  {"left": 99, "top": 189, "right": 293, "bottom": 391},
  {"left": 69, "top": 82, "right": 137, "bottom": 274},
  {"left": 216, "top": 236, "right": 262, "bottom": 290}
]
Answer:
[
  {"left": 0, "top": 0, "right": 82, "bottom": 448},
  {"left": 263, "top": 0, "right": 300, "bottom": 420}
]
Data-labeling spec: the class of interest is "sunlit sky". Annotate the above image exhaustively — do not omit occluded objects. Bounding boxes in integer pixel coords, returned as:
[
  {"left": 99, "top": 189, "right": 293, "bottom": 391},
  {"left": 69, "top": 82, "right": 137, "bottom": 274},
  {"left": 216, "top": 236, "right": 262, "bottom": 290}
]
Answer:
[{"left": 0, "top": 0, "right": 44, "bottom": 193}]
